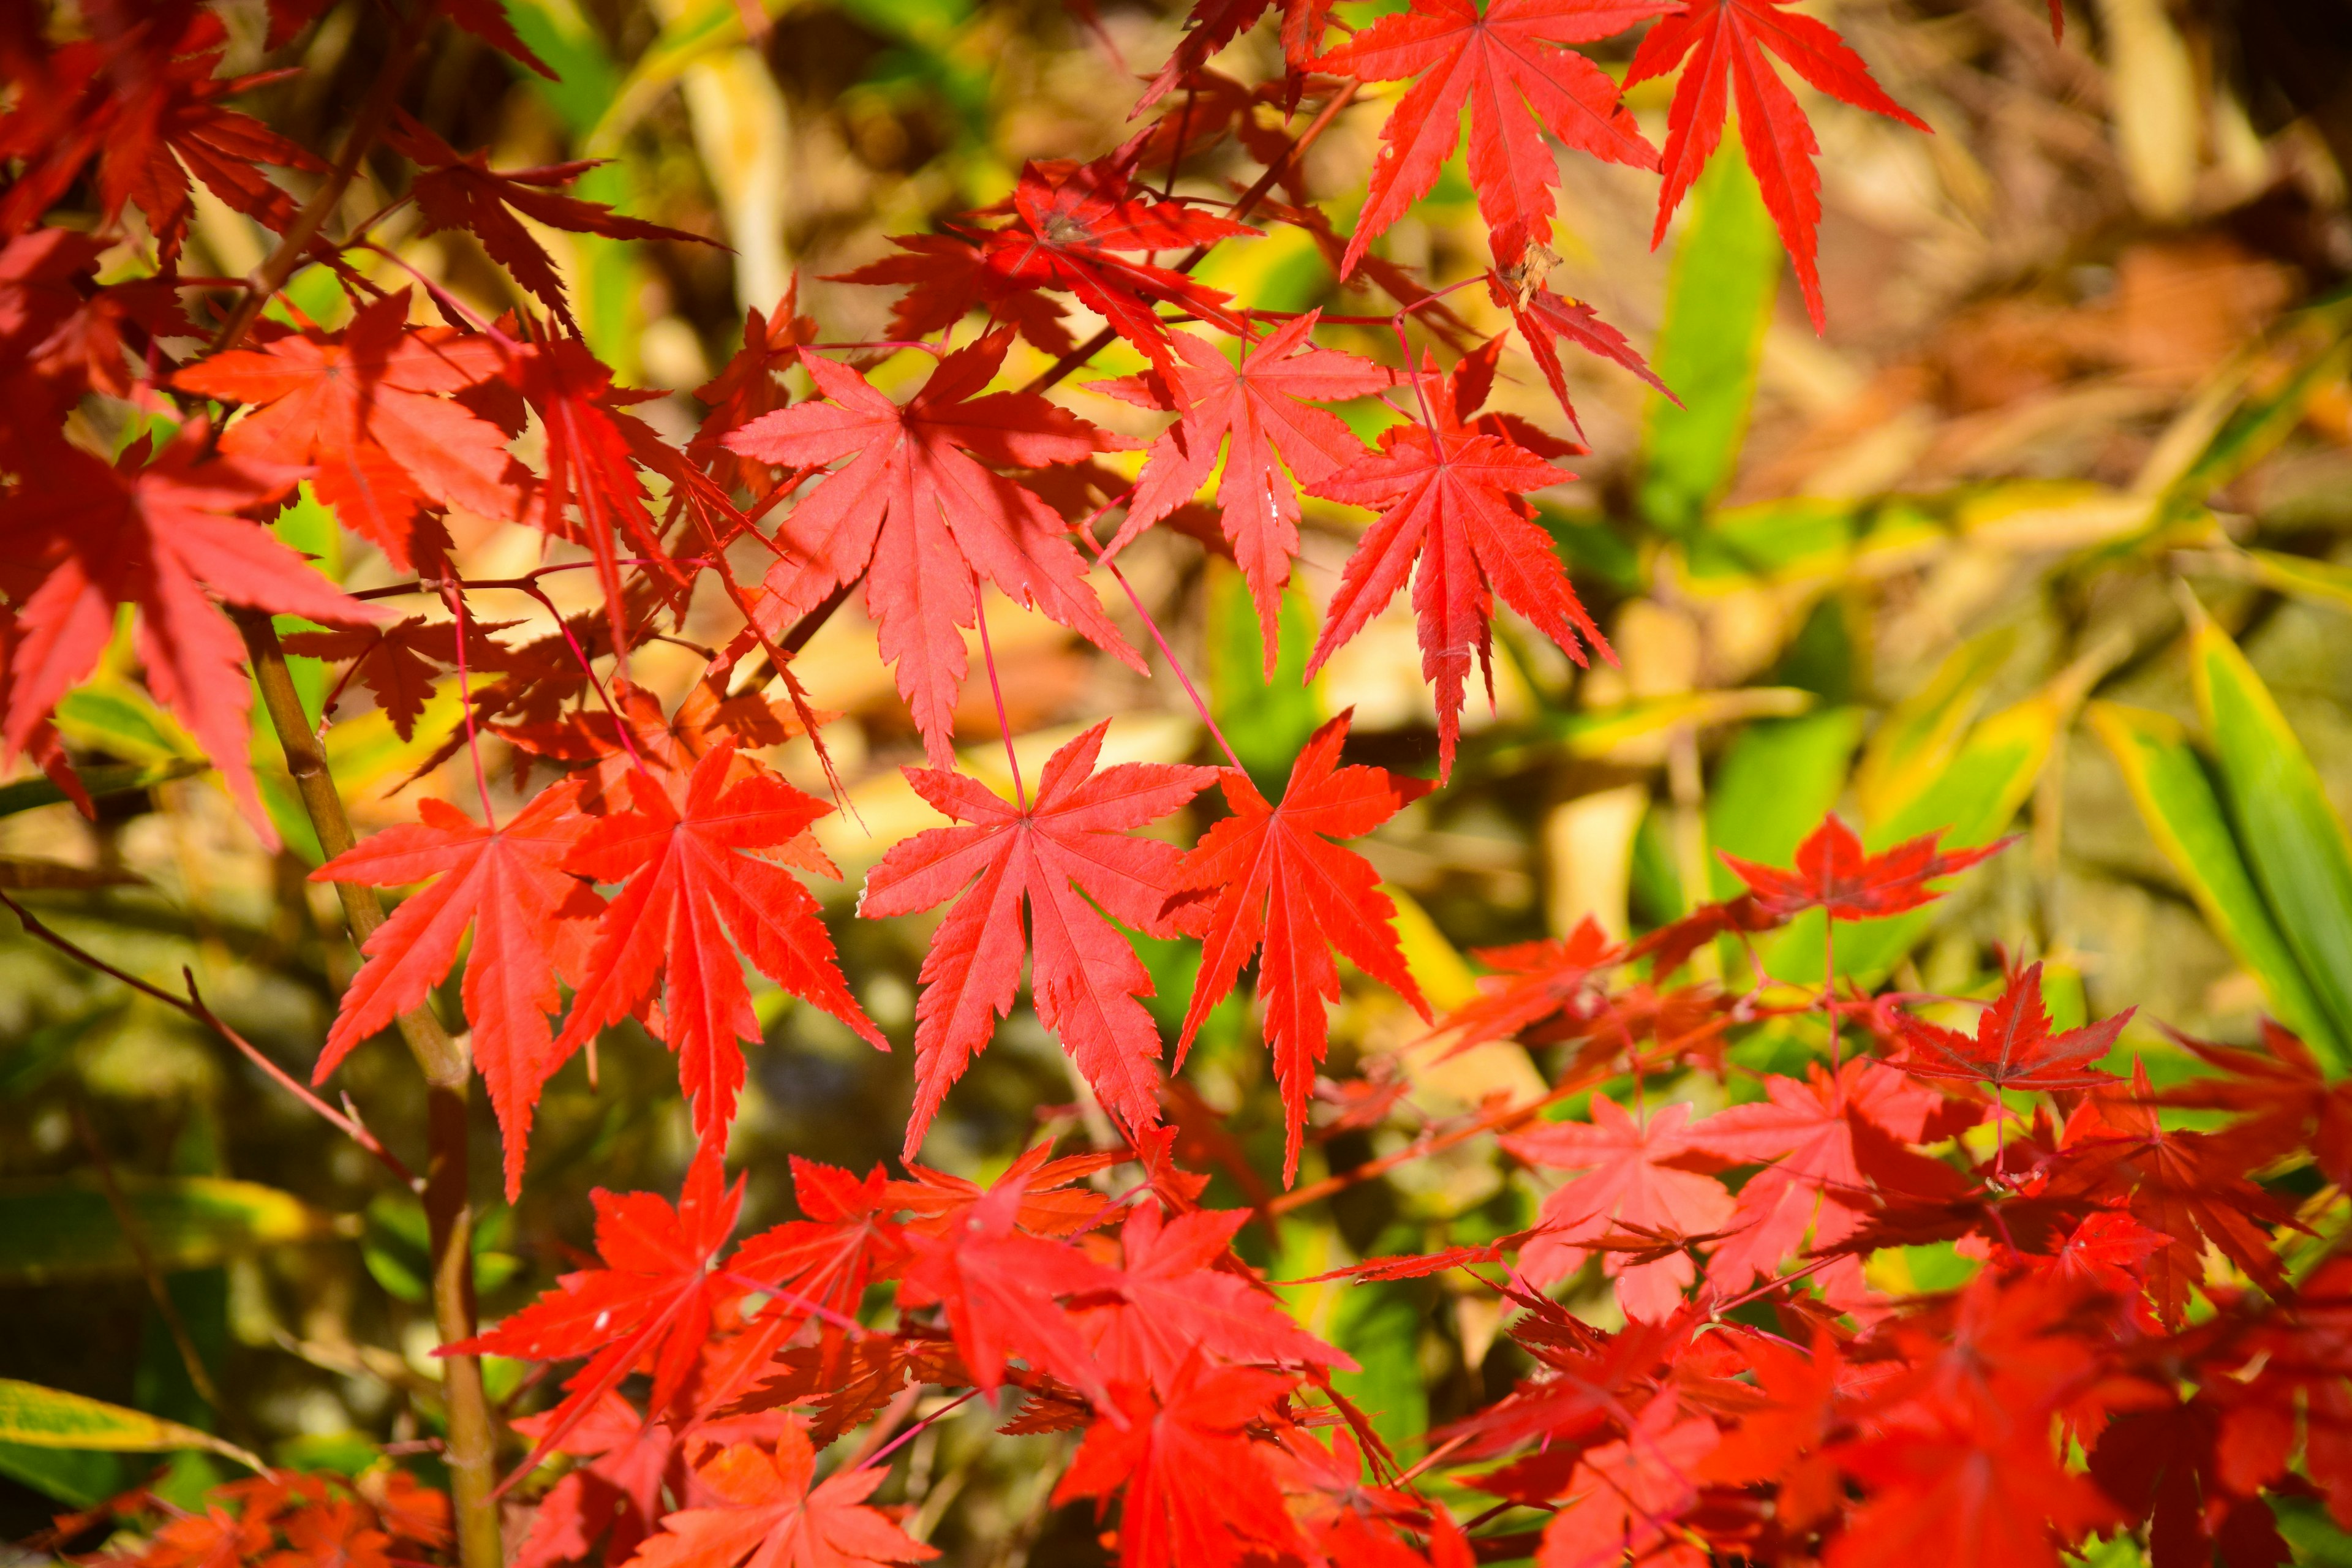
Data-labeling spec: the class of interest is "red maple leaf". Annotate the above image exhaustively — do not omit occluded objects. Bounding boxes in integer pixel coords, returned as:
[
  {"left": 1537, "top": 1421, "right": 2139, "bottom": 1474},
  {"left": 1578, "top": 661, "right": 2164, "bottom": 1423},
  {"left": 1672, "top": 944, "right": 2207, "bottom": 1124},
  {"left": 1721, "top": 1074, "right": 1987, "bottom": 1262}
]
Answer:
[
  {"left": 858, "top": 721, "right": 1213, "bottom": 1155},
  {"left": 459, "top": 1150, "right": 746, "bottom": 1474},
  {"left": 1305, "top": 356, "right": 1606, "bottom": 778},
  {"left": 502, "top": 334, "right": 686, "bottom": 665},
  {"left": 553, "top": 741, "right": 885, "bottom": 1145},
  {"left": 973, "top": 148, "right": 1261, "bottom": 383},
  {"left": 884, "top": 1144, "right": 1121, "bottom": 1239},
  {"left": 1826, "top": 1409, "right": 2119, "bottom": 1568},
  {"left": 693, "top": 283, "right": 820, "bottom": 497},
  {"left": 1488, "top": 271, "right": 1673, "bottom": 433},
  {"left": 2046, "top": 1064, "right": 2296, "bottom": 1326},
  {"left": 1052, "top": 1362, "right": 1307, "bottom": 1568},
  {"left": 1096, "top": 312, "right": 1390, "bottom": 668},
  {"left": 173, "top": 294, "right": 526, "bottom": 569},
  {"left": 1077, "top": 1203, "right": 1349, "bottom": 1392},
  {"left": 895, "top": 1174, "right": 1125, "bottom": 1406},
  {"left": 1168, "top": 709, "right": 1434, "bottom": 1182},
  {"left": 1536, "top": 1393, "right": 1717, "bottom": 1568},
  {"left": 1139, "top": 0, "right": 1338, "bottom": 108},
  {"left": 1321, "top": 0, "right": 1668, "bottom": 276},
  {"left": 1892, "top": 963, "right": 2129, "bottom": 1096},
  {"left": 1432, "top": 916, "right": 1624, "bottom": 1056},
  {"left": 826, "top": 234, "right": 1077, "bottom": 362},
  {"left": 2159, "top": 1018, "right": 2352, "bottom": 1189},
  {"left": 282, "top": 613, "right": 519, "bottom": 742},
  {"left": 0, "top": 428, "right": 385, "bottom": 843},
  {"left": 311, "top": 781, "right": 605, "bottom": 1199},
  {"left": 1623, "top": 0, "right": 1929, "bottom": 330},
  {"left": 1719, "top": 813, "right": 2007, "bottom": 921},
  {"left": 724, "top": 331, "right": 1144, "bottom": 767},
  {"left": 384, "top": 113, "right": 710, "bottom": 332},
  {"left": 1689, "top": 1058, "right": 1969, "bottom": 1298},
  {"left": 0, "top": 9, "right": 323, "bottom": 270},
  {"left": 627, "top": 1428, "right": 937, "bottom": 1568},
  {"left": 1503, "top": 1097, "right": 1735, "bottom": 1321}
]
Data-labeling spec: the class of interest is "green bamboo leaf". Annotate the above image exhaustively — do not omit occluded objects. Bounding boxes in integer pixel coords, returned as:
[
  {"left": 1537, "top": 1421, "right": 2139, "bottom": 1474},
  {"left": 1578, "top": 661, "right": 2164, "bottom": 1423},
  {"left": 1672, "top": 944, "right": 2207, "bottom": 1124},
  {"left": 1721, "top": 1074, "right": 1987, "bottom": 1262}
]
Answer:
[
  {"left": 1637, "top": 148, "right": 1779, "bottom": 532},
  {"left": 2240, "top": 548, "right": 2352, "bottom": 616},
  {"left": 1852, "top": 626, "right": 2016, "bottom": 820},
  {"left": 2087, "top": 702, "right": 2342, "bottom": 1065},
  {"left": 2190, "top": 612, "right": 2352, "bottom": 1058},
  {"left": 0, "top": 1176, "right": 349, "bottom": 1285},
  {"left": 0, "top": 758, "right": 210, "bottom": 820},
  {"left": 0, "top": 1380, "right": 263, "bottom": 1472}
]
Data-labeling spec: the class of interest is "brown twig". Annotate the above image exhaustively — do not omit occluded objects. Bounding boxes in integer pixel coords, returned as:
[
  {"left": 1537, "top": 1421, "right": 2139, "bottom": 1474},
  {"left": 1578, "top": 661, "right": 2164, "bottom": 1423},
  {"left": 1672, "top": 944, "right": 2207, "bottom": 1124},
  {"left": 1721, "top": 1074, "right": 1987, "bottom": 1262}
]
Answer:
[
  {"left": 0, "top": 888, "right": 415, "bottom": 1187},
  {"left": 209, "top": 0, "right": 440, "bottom": 356}
]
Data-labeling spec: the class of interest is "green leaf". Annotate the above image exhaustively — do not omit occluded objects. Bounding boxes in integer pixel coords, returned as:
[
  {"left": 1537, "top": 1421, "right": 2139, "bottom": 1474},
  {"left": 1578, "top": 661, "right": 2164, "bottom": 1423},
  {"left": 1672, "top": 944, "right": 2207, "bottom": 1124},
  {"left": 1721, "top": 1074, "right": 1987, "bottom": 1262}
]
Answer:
[
  {"left": 1206, "top": 564, "right": 1323, "bottom": 800},
  {"left": 0, "top": 1379, "right": 262, "bottom": 1472},
  {"left": 2238, "top": 548, "right": 2352, "bottom": 616},
  {"left": 1327, "top": 1232, "right": 1429, "bottom": 1457},
  {"left": 2190, "top": 613, "right": 2352, "bottom": 1061},
  {"left": 0, "top": 1175, "right": 346, "bottom": 1284},
  {"left": 2087, "top": 701, "right": 2342, "bottom": 1064},
  {"left": 0, "top": 758, "right": 210, "bottom": 820},
  {"left": 1637, "top": 146, "right": 1780, "bottom": 532},
  {"left": 1852, "top": 626, "right": 2016, "bottom": 821}
]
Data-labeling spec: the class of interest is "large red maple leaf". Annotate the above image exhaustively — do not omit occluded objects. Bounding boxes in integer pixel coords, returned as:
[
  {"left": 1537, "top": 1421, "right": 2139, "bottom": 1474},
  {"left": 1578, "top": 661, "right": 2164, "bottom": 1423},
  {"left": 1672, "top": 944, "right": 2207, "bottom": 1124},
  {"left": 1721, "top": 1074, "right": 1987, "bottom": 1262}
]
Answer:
[
  {"left": 1305, "top": 356, "right": 1605, "bottom": 778},
  {"left": 553, "top": 741, "right": 885, "bottom": 1146},
  {"left": 1096, "top": 312, "right": 1390, "bottom": 669},
  {"left": 1052, "top": 1362, "right": 1308, "bottom": 1568},
  {"left": 723, "top": 331, "right": 1144, "bottom": 768},
  {"left": 458, "top": 1150, "right": 747, "bottom": 1476},
  {"left": 1623, "top": 0, "right": 1929, "bottom": 330},
  {"left": 0, "top": 429, "right": 384, "bottom": 843},
  {"left": 1077, "top": 1203, "right": 1350, "bottom": 1393},
  {"left": 1168, "top": 710, "right": 1434, "bottom": 1181},
  {"left": 858, "top": 721, "right": 1213, "bottom": 1155},
  {"left": 1504, "top": 1097, "right": 1736, "bottom": 1321},
  {"left": 1719, "top": 813, "right": 2007, "bottom": 921},
  {"left": 1322, "top": 0, "right": 1668, "bottom": 276},
  {"left": 628, "top": 1429, "right": 937, "bottom": 1568},
  {"left": 311, "top": 781, "right": 605, "bottom": 1199},
  {"left": 1892, "top": 963, "right": 2129, "bottom": 1096},
  {"left": 175, "top": 294, "right": 527, "bottom": 569}
]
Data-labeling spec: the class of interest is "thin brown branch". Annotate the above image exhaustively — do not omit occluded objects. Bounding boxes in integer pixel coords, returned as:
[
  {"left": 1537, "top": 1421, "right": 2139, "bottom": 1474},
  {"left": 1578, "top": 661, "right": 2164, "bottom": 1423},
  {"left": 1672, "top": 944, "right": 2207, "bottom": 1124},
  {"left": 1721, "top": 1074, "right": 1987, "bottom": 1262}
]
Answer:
[
  {"left": 209, "top": 0, "right": 440, "bottom": 356},
  {"left": 0, "top": 887, "right": 414, "bottom": 1187}
]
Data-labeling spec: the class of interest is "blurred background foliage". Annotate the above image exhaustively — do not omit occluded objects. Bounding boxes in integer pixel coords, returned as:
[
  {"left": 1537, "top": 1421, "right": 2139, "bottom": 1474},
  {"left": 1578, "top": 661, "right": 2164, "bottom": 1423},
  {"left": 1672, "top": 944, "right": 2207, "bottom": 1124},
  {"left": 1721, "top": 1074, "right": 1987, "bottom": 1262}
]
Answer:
[{"left": 6, "top": 0, "right": 2352, "bottom": 1558}]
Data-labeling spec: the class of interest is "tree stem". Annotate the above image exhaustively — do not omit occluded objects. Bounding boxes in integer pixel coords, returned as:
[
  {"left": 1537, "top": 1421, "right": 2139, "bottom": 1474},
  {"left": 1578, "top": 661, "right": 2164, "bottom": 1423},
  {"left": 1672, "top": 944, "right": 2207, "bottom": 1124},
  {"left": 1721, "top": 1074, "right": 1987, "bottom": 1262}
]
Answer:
[{"left": 235, "top": 611, "right": 502, "bottom": 1568}]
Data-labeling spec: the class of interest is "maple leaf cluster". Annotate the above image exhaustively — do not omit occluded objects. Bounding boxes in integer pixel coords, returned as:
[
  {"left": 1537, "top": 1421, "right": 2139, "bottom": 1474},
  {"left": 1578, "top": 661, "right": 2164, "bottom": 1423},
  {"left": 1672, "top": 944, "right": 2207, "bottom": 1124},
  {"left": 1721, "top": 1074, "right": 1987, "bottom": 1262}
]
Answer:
[{"left": 10, "top": 3, "right": 2343, "bottom": 1567}]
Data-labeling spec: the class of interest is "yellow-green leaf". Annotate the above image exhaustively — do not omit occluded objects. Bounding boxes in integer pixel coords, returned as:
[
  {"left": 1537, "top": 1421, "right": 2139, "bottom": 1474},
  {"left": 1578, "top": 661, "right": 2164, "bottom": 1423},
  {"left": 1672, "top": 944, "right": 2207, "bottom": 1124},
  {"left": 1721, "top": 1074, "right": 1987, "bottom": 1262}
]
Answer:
[
  {"left": 2089, "top": 701, "right": 2342, "bottom": 1064},
  {"left": 0, "top": 1380, "right": 262, "bottom": 1472},
  {"left": 0, "top": 1176, "right": 348, "bottom": 1285},
  {"left": 2190, "top": 614, "right": 2352, "bottom": 1060}
]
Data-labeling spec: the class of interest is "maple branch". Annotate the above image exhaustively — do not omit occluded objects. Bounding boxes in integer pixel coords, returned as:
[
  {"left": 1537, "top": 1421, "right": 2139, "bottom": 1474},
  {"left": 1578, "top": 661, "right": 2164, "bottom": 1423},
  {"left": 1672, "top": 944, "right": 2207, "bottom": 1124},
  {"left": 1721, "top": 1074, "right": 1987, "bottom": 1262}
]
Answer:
[
  {"left": 209, "top": 0, "right": 439, "bottom": 356},
  {"left": 232, "top": 611, "right": 503, "bottom": 1568},
  {"left": 0, "top": 887, "right": 417, "bottom": 1188}
]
